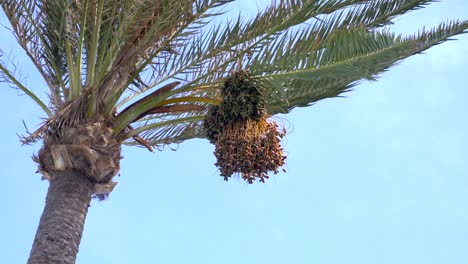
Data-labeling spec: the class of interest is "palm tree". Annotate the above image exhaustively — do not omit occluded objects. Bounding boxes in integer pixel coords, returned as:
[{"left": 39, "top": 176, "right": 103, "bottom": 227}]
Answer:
[{"left": 0, "top": 0, "right": 467, "bottom": 263}]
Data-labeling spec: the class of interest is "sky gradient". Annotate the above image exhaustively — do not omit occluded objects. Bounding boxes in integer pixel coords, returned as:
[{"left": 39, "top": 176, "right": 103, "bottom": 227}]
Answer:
[{"left": 1, "top": 1, "right": 467, "bottom": 263}]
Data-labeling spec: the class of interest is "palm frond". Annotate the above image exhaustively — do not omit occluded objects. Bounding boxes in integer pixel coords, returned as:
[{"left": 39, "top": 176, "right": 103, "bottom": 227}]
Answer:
[
  {"left": 0, "top": 54, "right": 52, "bottom": 116},
  {"left": 98, "top": 0, "right": 235, "bottom": 115},
  {"left": 255, "top": 20, "right": 468, "bottom": 113},
  {"left": 1, "top": 0, "right": 66, "bottom": 105},
  {"left": 124, "top": 112, "right": 206, "bottom": 147}
]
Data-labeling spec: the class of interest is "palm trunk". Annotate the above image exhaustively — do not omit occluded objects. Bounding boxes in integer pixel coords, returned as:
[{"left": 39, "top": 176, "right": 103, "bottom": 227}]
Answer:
[{"left": 27, "top": 170, "right": 94, "bottom": 264}]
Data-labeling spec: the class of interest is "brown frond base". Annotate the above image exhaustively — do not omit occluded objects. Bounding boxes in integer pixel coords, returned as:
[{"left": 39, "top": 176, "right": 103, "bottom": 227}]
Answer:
[
  {"left": 214, "top": 118, "right": 286, "bottom": 183},
  {"left": 34, "top": 121, "right": 121, "bottom": 196}
]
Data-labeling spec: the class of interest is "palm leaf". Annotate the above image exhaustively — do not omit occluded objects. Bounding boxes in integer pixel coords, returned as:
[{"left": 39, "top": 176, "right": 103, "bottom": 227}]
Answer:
[
  {"left": 257, "top": 21, "right": 468, "bottom": 113},
  {"left": 0, "top": 58, "right": 52, "bottom": 116}
]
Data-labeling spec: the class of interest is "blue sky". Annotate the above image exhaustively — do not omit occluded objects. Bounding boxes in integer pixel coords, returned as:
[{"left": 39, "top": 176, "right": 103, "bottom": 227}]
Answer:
[{"left": 1, "top": 1, "right": 467, "bottom": 263}]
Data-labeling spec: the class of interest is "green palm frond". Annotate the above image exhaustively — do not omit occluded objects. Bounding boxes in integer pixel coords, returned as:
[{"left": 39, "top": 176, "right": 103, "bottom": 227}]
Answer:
[
  {"left": 2, "top": 0, "right": 66, "bottom": 106},
  {"left": 126, "top": 114, "right": 206, "bottom": 146},
  {"left": 257, "top": 20, "right": 468, "bottom": 113},
  {"left": 0, "top": 57, "right": 52, "bottom": 116},
  {"left": 95, "top": 0, "right": 236, "bottom": 115}
]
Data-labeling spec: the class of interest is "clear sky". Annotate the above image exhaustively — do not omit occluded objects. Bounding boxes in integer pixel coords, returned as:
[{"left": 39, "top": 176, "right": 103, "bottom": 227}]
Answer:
[{"left": 1, "top": 1, "right": 467, "bottom": 264}]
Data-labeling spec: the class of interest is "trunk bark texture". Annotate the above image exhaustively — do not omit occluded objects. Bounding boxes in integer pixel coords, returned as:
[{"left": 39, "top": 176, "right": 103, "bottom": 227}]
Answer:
[{"left": 27, "top": 170, "right": 94, "bottom": 264}]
